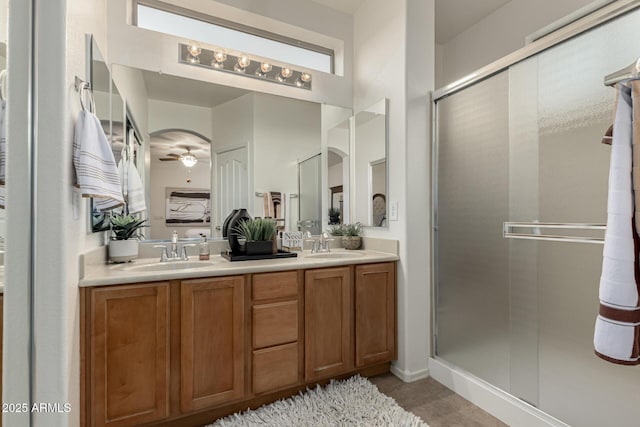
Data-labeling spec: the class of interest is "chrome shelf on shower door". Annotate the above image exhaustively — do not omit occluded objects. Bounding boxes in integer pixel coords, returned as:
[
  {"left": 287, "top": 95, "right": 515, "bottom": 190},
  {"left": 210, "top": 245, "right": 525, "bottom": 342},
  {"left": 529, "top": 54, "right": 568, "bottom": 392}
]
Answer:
[{"left": 503, "top": 222, "right": 606, "bottom": 244}]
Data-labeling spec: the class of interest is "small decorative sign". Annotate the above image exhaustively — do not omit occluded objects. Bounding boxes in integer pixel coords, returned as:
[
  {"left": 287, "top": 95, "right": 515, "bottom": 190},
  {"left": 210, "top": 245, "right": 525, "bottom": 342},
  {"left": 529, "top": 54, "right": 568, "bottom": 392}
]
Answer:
[{"left": 282, "top": 231, "right": 303, "bottom": 252}]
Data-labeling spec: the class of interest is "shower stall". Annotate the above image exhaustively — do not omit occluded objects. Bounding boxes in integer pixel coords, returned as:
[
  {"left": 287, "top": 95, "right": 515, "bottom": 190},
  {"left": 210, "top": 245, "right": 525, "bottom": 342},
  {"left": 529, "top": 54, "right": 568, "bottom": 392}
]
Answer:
[{"left": 433, "top": 4, "right": 640, "bottom": 427}]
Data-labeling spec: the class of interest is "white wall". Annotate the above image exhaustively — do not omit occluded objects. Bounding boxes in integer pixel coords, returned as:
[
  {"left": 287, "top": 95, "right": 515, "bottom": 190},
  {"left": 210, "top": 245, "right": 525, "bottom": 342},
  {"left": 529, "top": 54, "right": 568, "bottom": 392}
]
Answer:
[
  {"left": 437, "top": 0, "right": 595, "bottom": 87},
  {"left": 353, "top": 0, "right": 433, "bottom": 382},
  {"left": 148, "top": 99, "right": 213, "bottom": 239},
  {"left": 328, "top": 163, "right": 343, "bottom": 188},
  {"left": 148, "top": 99, "right": 212, "bottom": 138},
  {"left": 211, "top": 93, "right": 254, "bottom": 153}
]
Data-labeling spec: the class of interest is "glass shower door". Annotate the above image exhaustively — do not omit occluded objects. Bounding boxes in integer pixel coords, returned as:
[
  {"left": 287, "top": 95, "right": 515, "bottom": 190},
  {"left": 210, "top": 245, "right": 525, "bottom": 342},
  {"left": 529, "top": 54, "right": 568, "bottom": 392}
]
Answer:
[{"left": 436, "top": 8, "right": 640, "bottom": 427}]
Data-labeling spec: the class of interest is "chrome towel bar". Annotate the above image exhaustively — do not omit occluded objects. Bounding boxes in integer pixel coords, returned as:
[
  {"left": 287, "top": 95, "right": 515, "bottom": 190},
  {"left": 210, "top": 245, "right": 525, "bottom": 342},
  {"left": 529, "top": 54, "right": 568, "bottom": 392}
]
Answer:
[{"left": 503, "top": 222, "right": 606, "bottom": 245}]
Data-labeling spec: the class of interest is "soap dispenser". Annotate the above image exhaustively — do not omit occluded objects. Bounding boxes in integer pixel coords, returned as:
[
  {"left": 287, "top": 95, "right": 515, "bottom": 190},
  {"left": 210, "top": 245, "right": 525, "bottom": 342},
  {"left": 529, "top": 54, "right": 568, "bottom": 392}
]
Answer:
[{"left": 199, "top": 234, "right": 210, "bottom": 260}]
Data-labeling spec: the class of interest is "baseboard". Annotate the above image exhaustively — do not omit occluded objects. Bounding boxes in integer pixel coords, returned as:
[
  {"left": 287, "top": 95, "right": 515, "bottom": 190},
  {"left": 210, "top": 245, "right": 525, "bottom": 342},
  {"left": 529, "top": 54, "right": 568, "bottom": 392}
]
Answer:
[
  {"left": 428, "top": 358, "right": 570, "bottom": 427},
  {"left": 389, "top": 364, "right": 429, "bottom": 382}
]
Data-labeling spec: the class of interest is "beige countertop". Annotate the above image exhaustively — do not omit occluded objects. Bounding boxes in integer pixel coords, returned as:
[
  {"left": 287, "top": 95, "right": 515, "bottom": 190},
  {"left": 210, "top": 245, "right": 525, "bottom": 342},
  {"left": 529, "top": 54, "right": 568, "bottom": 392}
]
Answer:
[{"left": 80, "top": 249, "right": 399, "bottom": 287}]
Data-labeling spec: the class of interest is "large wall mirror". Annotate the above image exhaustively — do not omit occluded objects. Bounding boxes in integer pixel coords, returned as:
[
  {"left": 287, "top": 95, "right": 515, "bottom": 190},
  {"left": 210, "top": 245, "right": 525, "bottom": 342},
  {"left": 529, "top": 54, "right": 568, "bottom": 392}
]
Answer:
[
  {"left": 102, "top": 63, "right": 350, "bottom": 240},
  {"left": 352, "top": 99, "right": 388, "bottom": 227}
]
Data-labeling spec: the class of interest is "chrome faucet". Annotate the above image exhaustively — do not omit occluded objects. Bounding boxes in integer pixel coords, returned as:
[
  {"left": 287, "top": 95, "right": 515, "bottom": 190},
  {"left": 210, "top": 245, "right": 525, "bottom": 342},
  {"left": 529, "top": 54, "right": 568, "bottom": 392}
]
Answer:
[
  {"left": 170, "top": 230, "right": 179, "bottom": 259},
  {"left": 154, "top": 230, "right": 195, "bottom": 262},
  {"left": 310, "top": 231, "right": 332, "bottom": 254}
]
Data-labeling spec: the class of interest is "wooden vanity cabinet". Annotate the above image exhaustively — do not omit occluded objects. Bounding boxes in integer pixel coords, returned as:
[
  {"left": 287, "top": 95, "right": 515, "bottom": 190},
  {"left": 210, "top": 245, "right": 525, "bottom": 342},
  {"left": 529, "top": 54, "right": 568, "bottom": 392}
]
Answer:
[
  {"left": 355, "top": 263, "right": 396, "bottom": 367},
  {"left": 81, "top": 261, "right": 396, "bottom": 426},
  {"left": 180, "top": 276, "right": 245, "bottom": 412},
  {"left": 87, "top": 283, "right": 170, "bottom": 427},
  {"left": 251, "top": 271, "right": 303, "bottom": 395},
  {"left": 304, "top": 266, "right": 353, "bottom": 381}
]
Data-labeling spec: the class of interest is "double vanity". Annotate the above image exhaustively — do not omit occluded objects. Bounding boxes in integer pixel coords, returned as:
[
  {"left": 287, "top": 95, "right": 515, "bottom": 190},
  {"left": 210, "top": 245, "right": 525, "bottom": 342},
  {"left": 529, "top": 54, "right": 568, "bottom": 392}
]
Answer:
[{"left": 79, "top": 246, "right": 398, "bottom": 427}]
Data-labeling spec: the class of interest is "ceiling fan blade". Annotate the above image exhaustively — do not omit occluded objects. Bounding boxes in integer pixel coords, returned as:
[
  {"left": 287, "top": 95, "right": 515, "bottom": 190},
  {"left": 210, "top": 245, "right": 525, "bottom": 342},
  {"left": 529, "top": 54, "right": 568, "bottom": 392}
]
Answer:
[
  {"left": 159, "top": 157, "right": 180, "bottom": 161},
  {"left": 166, "top": 153, "right": 181, "bottom": 158}
]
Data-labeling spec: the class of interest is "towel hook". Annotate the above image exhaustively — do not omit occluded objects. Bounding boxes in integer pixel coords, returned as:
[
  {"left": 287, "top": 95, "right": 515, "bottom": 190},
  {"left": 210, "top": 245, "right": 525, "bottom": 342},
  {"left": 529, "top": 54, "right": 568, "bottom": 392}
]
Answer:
[{"left": 78, "top": 81, "right": 95, "bottom": 114}]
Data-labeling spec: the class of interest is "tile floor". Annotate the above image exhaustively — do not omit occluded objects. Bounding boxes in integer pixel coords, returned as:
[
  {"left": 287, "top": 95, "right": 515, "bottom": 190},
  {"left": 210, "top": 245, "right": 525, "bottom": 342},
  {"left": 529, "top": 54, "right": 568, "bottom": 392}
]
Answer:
[{"left": 370, "top": 373, "right": 508, "bottom": 427}]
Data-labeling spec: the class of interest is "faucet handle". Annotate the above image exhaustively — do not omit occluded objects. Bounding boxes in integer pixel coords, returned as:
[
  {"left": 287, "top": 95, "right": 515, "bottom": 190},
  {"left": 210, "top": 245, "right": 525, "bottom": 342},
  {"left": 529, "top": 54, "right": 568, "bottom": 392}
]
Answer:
[
  {"left": 153, "top": 245, "right": 169, "bottom": 262},
  {"left": 181, "top": 244, "right": 197, "bottom": 261}
]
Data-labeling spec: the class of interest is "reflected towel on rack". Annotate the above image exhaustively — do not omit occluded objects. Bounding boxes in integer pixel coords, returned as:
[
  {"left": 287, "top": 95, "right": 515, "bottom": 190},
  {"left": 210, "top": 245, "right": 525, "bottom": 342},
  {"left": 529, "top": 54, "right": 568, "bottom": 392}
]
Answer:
[
  {"left": 263, "top": 191, "right": 286, "bottom": 230},
  {"left": 121, "top": 135, "right": 146, "bottom": 214},
  {"left": 594, "top": 81, "right": 640, "bottom": 365},
  {"left": 73, "top": 110, "right": 123, "bottom": 210},
  {"left": 95, "top": 143, "right": 146, "bottom": 213}
]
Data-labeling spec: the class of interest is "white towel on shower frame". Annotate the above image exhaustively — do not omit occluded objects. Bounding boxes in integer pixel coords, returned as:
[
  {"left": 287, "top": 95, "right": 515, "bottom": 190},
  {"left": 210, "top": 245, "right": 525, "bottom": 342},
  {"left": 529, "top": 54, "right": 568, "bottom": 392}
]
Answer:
[{"left": 594, "top": 82, "right": 640, "bottom": 365}]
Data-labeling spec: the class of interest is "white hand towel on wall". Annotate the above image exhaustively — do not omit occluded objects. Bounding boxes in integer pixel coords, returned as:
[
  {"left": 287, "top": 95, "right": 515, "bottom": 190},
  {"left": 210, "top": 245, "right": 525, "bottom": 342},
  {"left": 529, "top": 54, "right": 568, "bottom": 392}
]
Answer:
[
  {"left": 72, "top": 110, "right": 123, "bottom": 210},
  {"left": 594, "top": 82, "right": 640, "bottom": 365}
]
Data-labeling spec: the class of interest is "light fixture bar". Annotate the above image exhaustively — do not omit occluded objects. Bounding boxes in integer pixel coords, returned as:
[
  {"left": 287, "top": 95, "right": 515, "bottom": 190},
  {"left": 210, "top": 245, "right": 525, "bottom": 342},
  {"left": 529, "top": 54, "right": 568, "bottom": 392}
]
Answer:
[{"left": 178, "top": 43, "right": 312, "bottom": 90}]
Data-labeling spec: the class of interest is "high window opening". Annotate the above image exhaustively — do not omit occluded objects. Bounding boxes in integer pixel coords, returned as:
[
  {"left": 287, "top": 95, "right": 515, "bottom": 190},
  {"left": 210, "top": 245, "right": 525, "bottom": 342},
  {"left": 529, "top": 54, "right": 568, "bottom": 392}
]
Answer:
[{"left": 134, "top": 1, "right": 334, "bottom": 74}]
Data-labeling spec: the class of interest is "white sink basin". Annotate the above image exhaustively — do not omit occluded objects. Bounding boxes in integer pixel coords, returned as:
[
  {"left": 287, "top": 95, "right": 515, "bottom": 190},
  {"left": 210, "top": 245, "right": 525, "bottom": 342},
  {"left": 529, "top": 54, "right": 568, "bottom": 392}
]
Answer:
[
  {"left": 117, "top": 261, "right": 218, "bottom": 272},
  {"left": 305, "top": 251, "right": 366, "bottom": 259}
]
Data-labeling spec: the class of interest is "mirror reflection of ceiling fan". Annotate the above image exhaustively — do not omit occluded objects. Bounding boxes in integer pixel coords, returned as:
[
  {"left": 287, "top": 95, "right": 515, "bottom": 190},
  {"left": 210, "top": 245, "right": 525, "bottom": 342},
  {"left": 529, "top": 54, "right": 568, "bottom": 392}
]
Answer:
[{"left": 159, "top": 146, "right": 198, "bottom": 167}]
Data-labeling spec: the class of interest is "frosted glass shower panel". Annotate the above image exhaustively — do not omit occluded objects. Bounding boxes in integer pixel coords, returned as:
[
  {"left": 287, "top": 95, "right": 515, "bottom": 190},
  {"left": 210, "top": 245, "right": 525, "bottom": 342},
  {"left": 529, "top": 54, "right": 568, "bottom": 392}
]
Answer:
[
  {"left": 534, "top": 10, "right": 640, "bottom": 427},
  {"left": 436, "top": 71, "right": 511, "bottom": 391}
]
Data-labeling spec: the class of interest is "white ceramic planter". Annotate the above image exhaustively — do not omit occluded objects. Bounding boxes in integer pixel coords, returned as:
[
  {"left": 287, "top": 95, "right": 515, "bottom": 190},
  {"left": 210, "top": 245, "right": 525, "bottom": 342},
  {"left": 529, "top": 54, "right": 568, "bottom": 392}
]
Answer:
[{"left": 109, "top": 239, "right": 139, "bottom": 263}]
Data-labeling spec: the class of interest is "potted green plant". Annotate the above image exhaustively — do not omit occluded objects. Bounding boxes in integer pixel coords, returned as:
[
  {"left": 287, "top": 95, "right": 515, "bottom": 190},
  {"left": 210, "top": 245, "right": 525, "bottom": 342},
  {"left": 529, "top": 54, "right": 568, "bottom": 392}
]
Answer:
[
  {"left": 341, "top": 222, "right": 363, "bottom": 250},
  {"left": 107, "top": 213, "right": 148, "bottom": 263},
  {"left": 328, "top": 207, "right": 341, "bottom": 224},
  {"left": 328, "top": 224, "right": 345, "bottom": 237},
  {"left": 232, "top": 218, "right": 277, "bottom": 255}
]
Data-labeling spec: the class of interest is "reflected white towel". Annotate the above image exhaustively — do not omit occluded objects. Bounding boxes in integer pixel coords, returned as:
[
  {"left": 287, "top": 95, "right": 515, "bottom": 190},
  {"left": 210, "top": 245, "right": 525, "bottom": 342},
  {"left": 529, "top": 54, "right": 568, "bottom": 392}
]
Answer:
[
  {"left": 594, "top": 82, "right": 640, "bottom": 365},
  {"left": 73, "top": 110, "right": 123, "bottom": 210},
  {"left": 94, "top": 142, "right": 146, "bottom": 213}
]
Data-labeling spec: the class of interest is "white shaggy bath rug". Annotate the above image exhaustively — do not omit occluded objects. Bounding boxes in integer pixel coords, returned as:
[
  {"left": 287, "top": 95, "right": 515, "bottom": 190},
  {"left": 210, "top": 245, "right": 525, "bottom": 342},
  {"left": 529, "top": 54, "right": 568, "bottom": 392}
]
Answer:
[{"left": 208, "top": 375, "right": 428, "bottom": 427}]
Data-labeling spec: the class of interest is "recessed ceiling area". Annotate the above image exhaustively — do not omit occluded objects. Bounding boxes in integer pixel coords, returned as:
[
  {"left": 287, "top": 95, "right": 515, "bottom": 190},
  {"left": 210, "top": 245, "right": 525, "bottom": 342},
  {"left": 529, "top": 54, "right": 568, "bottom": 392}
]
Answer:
[
  {"left": 141, "top": 70, "right": 249, "bottom": 108},
  {"left": 435, "top": 0, "right": 511, "bottom": 44}
]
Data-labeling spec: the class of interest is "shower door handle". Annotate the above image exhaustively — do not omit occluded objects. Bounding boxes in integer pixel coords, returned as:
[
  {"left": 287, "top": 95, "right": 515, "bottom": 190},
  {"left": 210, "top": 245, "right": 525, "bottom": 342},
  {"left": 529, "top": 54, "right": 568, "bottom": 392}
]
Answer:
[{"left": 503, "top": 222, "right": 606, "bottom": 244}]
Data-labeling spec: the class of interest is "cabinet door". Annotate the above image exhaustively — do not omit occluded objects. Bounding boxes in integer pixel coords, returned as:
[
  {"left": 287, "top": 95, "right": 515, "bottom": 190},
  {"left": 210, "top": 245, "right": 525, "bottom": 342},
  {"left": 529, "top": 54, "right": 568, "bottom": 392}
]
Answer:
[
  {"left": 90, "top": 283, "right": 170, "bottom": 427},
  {"left": 304, "top": 267, "right": 352, "bottom": 380},
  {"left": 180, "top": 276, "right": 245, "bottom": 412},
  {"left": 355, "top": 263, "right": 396, "bottom": 367}
]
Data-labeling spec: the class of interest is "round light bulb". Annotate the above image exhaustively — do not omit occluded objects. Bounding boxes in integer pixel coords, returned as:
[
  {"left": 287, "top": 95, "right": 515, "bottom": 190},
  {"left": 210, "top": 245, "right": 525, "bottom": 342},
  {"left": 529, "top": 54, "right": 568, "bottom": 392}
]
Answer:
[
  {"left": 300, "top": 73, "right": 312, "bottom": 83},
  {"left": 187, "top": 43, "right": 201, "bottom": 57},
  {"left": 237, "top": 55, "right": 250, "bottom": 69},
  {"left": 260, "top": 63, "right": 272, "bottom": 73},
  {"left": 281, "top": 67, "right": 293, "bottom": 78},
  {"left": 213, "top": 48, "right": 227, "bottom": 63}
]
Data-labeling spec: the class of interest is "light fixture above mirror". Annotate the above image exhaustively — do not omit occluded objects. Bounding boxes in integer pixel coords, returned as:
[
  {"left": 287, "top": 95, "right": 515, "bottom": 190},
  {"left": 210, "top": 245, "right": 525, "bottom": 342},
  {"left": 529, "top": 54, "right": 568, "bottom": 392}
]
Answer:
[{"left": 179, "top": 43, "right": 312, "bottom": 90}]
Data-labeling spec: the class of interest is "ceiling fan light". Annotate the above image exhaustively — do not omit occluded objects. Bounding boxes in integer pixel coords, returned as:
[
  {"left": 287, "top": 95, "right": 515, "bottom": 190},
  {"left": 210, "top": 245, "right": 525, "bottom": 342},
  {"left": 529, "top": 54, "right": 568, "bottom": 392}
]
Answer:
[{"left": 180, "top": 153, "right": 198, "bottom": 167}]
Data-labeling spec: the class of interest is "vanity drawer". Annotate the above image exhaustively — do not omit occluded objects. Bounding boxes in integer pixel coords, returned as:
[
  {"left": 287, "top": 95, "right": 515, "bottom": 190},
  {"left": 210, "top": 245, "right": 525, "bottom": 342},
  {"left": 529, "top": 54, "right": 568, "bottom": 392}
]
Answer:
[
  {"left": 252, "top": 271, "right": 298, "bottom": 301},
  {"left": 252, "top": 343, "right": 299, "bottom": 394},
  {"left": 252, "top": 300, "right": 298, "bottom": 349}
]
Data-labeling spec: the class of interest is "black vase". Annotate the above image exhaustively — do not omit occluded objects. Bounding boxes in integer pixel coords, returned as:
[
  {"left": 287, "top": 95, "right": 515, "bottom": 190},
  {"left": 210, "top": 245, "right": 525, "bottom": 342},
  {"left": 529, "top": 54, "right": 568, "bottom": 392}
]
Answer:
[
  {"left": 227, "top": 208, "right": 252, "bottom": 255},
  {"left": 222, "top": 209, "right": 239, "bottom": 238}
]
